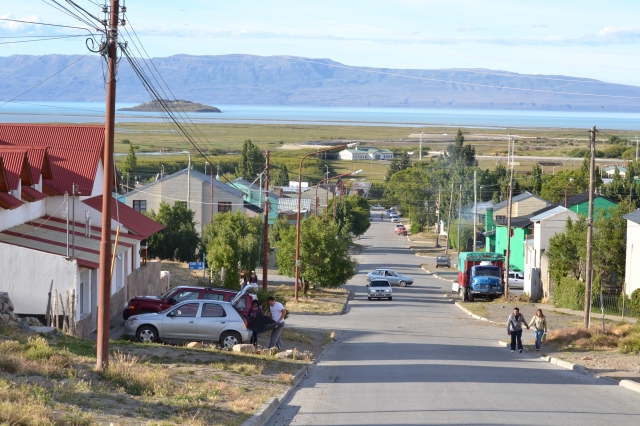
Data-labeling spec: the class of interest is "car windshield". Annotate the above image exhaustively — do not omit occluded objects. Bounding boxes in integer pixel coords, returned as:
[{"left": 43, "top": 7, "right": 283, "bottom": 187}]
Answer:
[
  {"left": 472, "top": 266, "right": 501, "bottom": 277},
  {"left": 438, "top": 256, "right": 449, "bottom": 260},
  {"left": 370, "top": 281, "right": 390, "bottom": 287},
  {"left": 159, "top": 288, "right": 175, "bottom": 299}
]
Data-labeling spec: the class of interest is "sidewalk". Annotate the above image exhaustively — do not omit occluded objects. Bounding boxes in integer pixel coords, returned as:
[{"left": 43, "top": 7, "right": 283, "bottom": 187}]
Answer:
[{"left": 532, "top": 303, "right": 637, "bottom": 324}]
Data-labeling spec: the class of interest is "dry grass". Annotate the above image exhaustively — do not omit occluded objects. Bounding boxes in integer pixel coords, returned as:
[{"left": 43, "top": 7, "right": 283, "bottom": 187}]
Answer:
[
  {"left": 209, "top": 361, "right": 265, "bottom": 376},
  {"left": 101, "top": 352, "right": 172, "bottom": 396},
  {"left": 0, "top": 379, "right": 54, "bottom": 426},
  {"left": 547, "top": 324, "right": 640, "bottom": 354},
  {"left": 284, "top": 298, "right": 345, "bottom": 314},
  {"left": 281, "top": 329, "right": 313, "bottom": 345},
  {"left": 269, "top": 284, "right": 348, "bottom": 315},
  {"left": 275, "top": 372, "right": 293, "bottom": 385}
]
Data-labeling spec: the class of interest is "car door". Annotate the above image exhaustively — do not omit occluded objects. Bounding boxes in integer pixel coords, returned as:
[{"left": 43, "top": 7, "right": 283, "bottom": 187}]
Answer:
[
  {"left": 162, "top": 302, "right": 200, "bottom": 340},
  {"left": 196, "top": 303, "right": 229, "bottom": 341},
  {"left": 385, "top": 270, "right": 399, "bottom": 285}
]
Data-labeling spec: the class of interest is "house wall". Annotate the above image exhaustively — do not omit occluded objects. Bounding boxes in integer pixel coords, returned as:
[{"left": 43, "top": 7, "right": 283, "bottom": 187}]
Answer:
[
  {"left": 523, "top": 242, "right": 542, "bottom": 301},
  {"left": 0, "top": 243, "right": 77, "bottom": 315},
  {"left": 534, "top": 210, "right": 579, "bottom": 254},
  {"left": 0, "top": 195, "right": 46, "bottom": 232},
  {"left": 624, "top": 220, "right": 640, "bottom": 296},
  {"left": 495, "top": 226, "right": 529, "bottom": 271}
]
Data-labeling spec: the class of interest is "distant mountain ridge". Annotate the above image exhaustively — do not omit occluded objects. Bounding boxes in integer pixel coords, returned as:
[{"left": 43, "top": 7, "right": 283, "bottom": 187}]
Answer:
[{"left": 1, "top": 53, "right": 640, "bottom": 111}]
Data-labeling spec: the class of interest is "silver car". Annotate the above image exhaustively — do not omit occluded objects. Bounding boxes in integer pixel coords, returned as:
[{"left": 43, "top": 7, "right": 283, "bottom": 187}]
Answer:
[
  {"left": 124, "top": 298, "right": 252, "bottom": 348},
  {"left": 366, "top": 269, "right": 414, "bottom": 286},
  {"left": 367, "top": 279, "right": 393, "bottom": 300}
]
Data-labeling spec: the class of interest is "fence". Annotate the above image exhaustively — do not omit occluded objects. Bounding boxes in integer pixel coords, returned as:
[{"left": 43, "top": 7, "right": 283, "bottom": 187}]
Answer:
[{"left": 591, "top": 292, "right": 631, "bottom": 320}]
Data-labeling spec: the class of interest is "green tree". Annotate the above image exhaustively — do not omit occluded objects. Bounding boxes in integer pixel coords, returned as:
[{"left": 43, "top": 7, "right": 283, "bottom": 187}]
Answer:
[
  {"left": 146, "top": 201, "right": 200, "bottom": 262},
  {"left": 327, "top": 194, "right": 371, "bottom": 236},
  {"left": 272, "top": 164, "right": 290, "bottom": 187},
  {"left": 276, "top": 216, "right": 356, "bottom": 294},
  {"left": 122, "top": 144, "right": 138, "bottom": 179},
  {"left": 385, "top": 151, "right": 411, "bottom": 181},
  {"left": 236, "top": 139, "right": 265, "bottom": 179},
  {"left": 269, "top": 215, "right": 292, "bottom": 248},
  {"left": 202, "top": 211, "right": 263, "bottom": 289},
  {"left": 446, "top": 129, "right": 477, "bottom": 167},
  {"left": 531, "top": 163, "right": 543, "bottom": 195},
  {"left": 448, "top": 218, "right": 474, "bottom": 251},
  {"left": 547, "top": 216, "right": 587, "bottom": 284}
]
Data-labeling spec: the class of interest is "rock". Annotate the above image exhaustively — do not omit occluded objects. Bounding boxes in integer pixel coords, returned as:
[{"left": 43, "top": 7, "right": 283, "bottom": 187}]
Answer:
[
  {"left": 186, "top": 342, "right": 203, "bottom": 349},
  {"left": 26, "top": 317, "right": 42, "bottom": 326},
  {"left": 30, "top": 326, "right": 57, "bottom": 335},
  {"left": 0, "top": 293, "right": 14, "bottom": 311},
  {"left": 275, "top": 350, "right": 294, "bottom": 359},
  {"left": 232, "top": 344, "right": 255, "bottom": 353},
  {"left": 17, "top": 321, "right": 35, "bottom": 334},
  {"left": 7, "top": 311, "right": 17, "bottom": 322},
  {"left": 0, "top": 313, "right": 7, "bottom": 324}
]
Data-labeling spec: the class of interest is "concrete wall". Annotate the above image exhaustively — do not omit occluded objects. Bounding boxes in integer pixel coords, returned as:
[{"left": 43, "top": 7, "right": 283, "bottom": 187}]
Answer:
[{"left": 625, "top": 220, "right": 640, "bottom": 296}]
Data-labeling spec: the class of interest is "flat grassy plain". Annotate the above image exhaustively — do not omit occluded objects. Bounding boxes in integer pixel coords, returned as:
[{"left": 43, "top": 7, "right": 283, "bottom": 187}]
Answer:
[{"left": 113, "top": 122, "right": 627, "bottom": 183}]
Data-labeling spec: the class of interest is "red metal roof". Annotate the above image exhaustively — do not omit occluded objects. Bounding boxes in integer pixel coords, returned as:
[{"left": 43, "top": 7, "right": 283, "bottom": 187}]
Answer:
[
  {"left": 0, "top": 146, "right": 53, "bottom": 181},
  {"left": 0, "top": 192, "right": 24, "bottom": 209},
  {"left": 0, "top": 151, "right": 32, "bottom": 190},
  {"left": 82, "top": 195, "right": 165, "bottom": 238},
  {"left": 0, "top": 124, "right": 105, "bottom": 195},
  {"left": 0, "top": 158, "right": 8, "bottom": 192},
  {"left": 21, "top": 186, "right": 46, "bottom": 202}
]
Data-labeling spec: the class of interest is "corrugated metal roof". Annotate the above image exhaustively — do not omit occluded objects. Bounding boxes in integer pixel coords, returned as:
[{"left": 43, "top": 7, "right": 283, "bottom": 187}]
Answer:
[
  {"left": 82, "top": 195, "right": 165, "bottom": 238},
  {"left": 0, "top": 192, "right": 23, "bottom": 209},
  {"left": 0, "top": 157, "right": 8, "bottom": 192},
  {"left": 530, "top": 206, "right": 570, "bottom": 222},
  {"left": 624, "top": 209, "right": 640, "bottom": 225},
  {"left": 0, "top": 150, "right": 31, "bottom": 190},
  {"left": 21, "top": 186, "right": 46, "bottom": 202},
  {"left": 278, "top": 197, "right": 311, "bottom": 213},
  {"left": 43, "top": 147, "right": 101, "bottom": 195}
]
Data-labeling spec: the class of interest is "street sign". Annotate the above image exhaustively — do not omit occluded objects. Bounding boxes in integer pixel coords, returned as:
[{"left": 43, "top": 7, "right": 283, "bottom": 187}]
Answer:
[{"left": 188, "top": 262, "right": 204, "bottom": 270}]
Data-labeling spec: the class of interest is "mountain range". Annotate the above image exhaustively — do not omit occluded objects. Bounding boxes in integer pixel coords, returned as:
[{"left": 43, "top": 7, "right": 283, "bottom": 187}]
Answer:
[{"left": 1, "top": 54, "right": 639, "bottom": 111}]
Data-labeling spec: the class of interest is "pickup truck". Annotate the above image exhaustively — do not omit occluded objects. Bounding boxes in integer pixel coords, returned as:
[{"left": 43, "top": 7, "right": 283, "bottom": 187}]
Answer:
[{"left": 453, "top": 252, "right": 504, "bottom": 302}]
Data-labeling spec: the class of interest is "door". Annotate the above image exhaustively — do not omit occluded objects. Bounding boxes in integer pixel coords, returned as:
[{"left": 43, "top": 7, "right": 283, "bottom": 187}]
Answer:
[
  {"left": 162, "top": 302, "right": 200, "bottom": 340},
  {"left": 196, "top": 303, "right": 229, "bottom": 341},
  {"left": 385, "top": 270, "right": 399, "bottom": 285}
]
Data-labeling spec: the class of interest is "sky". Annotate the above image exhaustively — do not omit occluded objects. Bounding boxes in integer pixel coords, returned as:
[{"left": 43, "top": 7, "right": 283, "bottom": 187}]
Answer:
[{"left": 3, "top": 0, "right": 640, "bottom": 85}]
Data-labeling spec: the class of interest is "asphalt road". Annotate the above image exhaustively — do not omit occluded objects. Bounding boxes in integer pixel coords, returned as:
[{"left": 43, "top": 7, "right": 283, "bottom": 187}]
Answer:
[{"left": 266, "top": 217, "right": 640, "bottom": 426}]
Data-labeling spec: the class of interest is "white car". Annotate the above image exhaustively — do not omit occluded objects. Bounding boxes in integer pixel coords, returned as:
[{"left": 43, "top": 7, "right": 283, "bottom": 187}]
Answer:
[
  {"left": 367, "top": 279, "right": 393, "bottom": 300},
  {"left": 508, "top": 271, "right": 524, "bottom": 289},
  {"left": 371, "top": 204, "right": 384, "bottom": 210},
  {"left": 390, "top": 214, "right": 399, "bottom": 223}
]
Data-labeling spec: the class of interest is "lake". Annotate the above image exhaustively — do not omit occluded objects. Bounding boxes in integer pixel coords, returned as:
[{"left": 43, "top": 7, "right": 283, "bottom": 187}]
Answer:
[{"left": 1, "top": 101, "right": 640, "bottom": 130}]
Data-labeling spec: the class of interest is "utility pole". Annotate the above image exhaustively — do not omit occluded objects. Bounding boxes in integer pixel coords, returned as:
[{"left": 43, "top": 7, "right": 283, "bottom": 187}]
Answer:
[
  {"left": 97, "top": 0, "right": 119, "bottom": 372},
  {"left": 419, "top": 132, "right": 423, "bottom": 161},
  {"left": 445, "top": 180, "right": 454, "bottom": 254},
  {"left": 504, "top": 167, "right": 514, "bottom": 298},
  {"left": 473, "top": 171, "right": 477, "bottom": 252},
  {"left": 635, "top": 136, "right": 638, "bottom": 162},
  {"left": 584, "top": 126, "right": 597, "bottom": 329},
  {"left": 187, "top": 152, "right": 191, "bottom": 209},
  {"left": 435, "top": 188, "right": 441, "bottom": 247},
  {"left": 126, "top": 173, "right": 129, "bottom": 193},
  {"left": 457, "top": 184, "right": 462, "bottom": 255},
  {"left": 507, "top": 132, "right": 511, "bottom": 168},
  {"left": 72, "top": 183, "right": 77, "bottom": 258},
  {"left": 208, "top": 163, "right": 214, "bottom": 224},
  {"left": 262, "top": 151, "right": 270, "bottom": 291}
]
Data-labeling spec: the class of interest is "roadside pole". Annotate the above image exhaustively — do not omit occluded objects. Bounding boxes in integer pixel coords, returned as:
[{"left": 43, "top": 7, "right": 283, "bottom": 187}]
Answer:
[
  {"left": 262, "top": 151, "right": 270, "bottom": 291},
  {"left": 473, "top": 170, "right": 477, "bottom": 252},
  {"left": 435, "top": 188, "right": 441, "bottom": 247},
  {"left": 97, "top": 0, "right": 119, "bottom": 371},
  {"left": 504, "top": 167, "right": 514, "bottom": 298},
  {"left": 457, "top": 184, "right": 462, "bottom": 256},
  {"left": 445, "top": 181, "right": 454, "bottom": 254},
  {"left": 187, "top": 152, "right": 191, "bottom": 209},
  {"left": 584, "top": 126, "right": 597, "bottom": 328}
]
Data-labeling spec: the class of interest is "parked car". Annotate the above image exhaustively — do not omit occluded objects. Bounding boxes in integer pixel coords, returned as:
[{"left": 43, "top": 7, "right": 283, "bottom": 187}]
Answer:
[
  {"left": 366, "top": 269, "right": 414, "bottom": 286},
  {"left": 371, "top": 204, "right": 384, "bottom": 210},
  {"left": 435, "top": 255, "right": 451, "bottom": 268},
  {"left": 508, "top": 271, "right": 524, "bottom": 289},
  {"left": 390, "top": 215, "right": 399, "bottom": 223},
  {"left": 367, "top": 279, "right": 393, "bottom": 300},
  {"left": 386, "top": 209, "right": 397, "bottom": 216},
  {"left": 123, "top": 285, "right": 256, "bottom": 320},
  {"left": 124, "top": 299, "right": 251, "bottom": 347}
]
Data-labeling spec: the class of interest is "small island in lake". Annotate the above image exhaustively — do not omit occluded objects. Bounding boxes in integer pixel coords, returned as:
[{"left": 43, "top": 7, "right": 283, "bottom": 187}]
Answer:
[{"left": 120, "top": 100, "right": 221, "bottom": 113}]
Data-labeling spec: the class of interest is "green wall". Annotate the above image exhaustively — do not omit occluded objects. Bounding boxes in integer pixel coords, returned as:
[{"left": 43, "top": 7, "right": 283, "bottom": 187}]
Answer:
[
  {"left": 569, "top": 197, "right": 617, "bottom": 218},
  {"left": 494, "top": 226, "right": 529, "bottom": 271}
]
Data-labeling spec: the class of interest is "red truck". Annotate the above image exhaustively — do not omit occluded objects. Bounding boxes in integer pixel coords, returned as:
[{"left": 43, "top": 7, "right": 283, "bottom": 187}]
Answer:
[
  {"left": 454, "top": 252, "right": 505, "bottom": 302},
  {"left": 122, "top": 285, "right": 256, "bottom": 320}
]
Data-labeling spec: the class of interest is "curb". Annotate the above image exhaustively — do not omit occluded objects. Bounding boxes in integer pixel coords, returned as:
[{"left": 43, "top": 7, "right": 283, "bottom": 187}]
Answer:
[
  {"left": 422, "top": 266, "right": 457, "bottom": 283},
  {"left": 454, "top": 301, "right": 506, "bottom": 325},
  {"left": 241, "top": 337, "right": 336, "bottom": 426}
]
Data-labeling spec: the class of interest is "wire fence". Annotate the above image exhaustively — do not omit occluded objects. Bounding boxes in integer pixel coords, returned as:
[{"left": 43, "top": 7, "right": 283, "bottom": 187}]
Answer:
[{"left": 591, "top": 292, "right": 631, "bottom": 320}]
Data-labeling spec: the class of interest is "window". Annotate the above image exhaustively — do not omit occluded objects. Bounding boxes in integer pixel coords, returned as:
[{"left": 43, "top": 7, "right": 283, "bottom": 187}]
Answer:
[
  {"left": 203, "top": 293, "right": 225, "bottom": 301},
  {"left": 218, "top": 201, "right": 232, "bottom": 213},
  {"left": 171, "top": 303, "right": 199, "bottom": 317},
  {"left": 510, "top": 229, "right": 515, "bottom": 237},
  {"left": 132, "top": 200, "right": 147, "bottom": 213},
  {"left": 79, "top": 282, "right": 85, "bottom": 315},
  {"left": 235, "top": 298, "right": 247, "bottom": 311},
  {"left": 201, "top": 303, "right": 226, "bottom": 317},
  {"left": 172, "top": 291, "right": 201, "bottom": 303}
]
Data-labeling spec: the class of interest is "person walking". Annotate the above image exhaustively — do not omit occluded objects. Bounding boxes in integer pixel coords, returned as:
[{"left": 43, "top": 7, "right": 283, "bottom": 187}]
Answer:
[
  {"left": 250, "top": 271, "right": 258, "bottom": 286},
  {"left": 247, "top": 300, "right": 263, "bottom": 347},
  {"left": 267, "top": 296, "right": 287, "bottom": 350},
  {"left": 529, "top": 309, "right": 548, "bottom": 351},
  {"left": 240, "top": 270, "right": 248, "bottom": 289},
  {"left": 507, "top": 307, "right": 529, "bottom": 353}
]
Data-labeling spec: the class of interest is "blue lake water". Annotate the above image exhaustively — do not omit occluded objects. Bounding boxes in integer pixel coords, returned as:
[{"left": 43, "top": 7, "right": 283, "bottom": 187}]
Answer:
[{"left": 1, "top": 101, "right": 640, "bottom": 130}]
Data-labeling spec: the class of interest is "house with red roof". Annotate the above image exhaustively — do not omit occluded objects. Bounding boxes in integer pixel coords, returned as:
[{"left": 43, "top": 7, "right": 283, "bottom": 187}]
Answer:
[{"left": 0, "top": 124, "right": 166, "bottom": 337}]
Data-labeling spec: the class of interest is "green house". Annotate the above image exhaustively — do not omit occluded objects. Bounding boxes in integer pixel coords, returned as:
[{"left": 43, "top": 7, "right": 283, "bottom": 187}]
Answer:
[
  {"left": 565, "top": 192, "right": 617, "bottom": 218},
  {"left": 229, "top": 178, "right": 280, "bottom": 225}
]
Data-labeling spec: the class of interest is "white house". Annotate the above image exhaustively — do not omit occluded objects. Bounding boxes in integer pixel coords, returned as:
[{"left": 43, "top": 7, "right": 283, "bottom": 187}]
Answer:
[
  {"left": 0, "top": 124, "right": 166, "bottom": 337},
  {"left": 523, "top": 206, "right": 578, "bottom": 301},
  {"left": 603, "top": 166, "right": 627, "bottom": 178},
  {"left": 624, "top": 209, "right": 640, "bottom": 297},
  {"left": 338, "top": 147, "right": 393, "bottom": 161}
]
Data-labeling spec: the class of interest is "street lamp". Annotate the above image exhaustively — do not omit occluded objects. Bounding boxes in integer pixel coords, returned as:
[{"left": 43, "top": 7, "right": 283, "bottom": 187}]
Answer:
[
  {"left": 314, "top": 170, "right": 362, "bottom": 217},
  {"left": 295, "top": 143, "right": 357, "bottom": 301},
  {"left": 564, "top": 178, "right": 574, "bottom": 207}
]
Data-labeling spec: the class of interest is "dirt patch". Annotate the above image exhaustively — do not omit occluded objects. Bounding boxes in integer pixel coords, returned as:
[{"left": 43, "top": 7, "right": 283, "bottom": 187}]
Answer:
[
  {"left": 162, "top": 260, "right": 209, "bottom": 287},
  {"left": 0, "top": 325, "right": 333, "bottom": 425},
  {"left": 268, "top": 284, "right": 348, "bottom": 315}
]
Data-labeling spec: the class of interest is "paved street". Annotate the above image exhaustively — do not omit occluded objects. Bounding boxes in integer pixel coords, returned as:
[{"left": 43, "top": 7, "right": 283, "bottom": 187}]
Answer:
[{"left": 266, "top": 217, "right": 640, "bottom": 426}]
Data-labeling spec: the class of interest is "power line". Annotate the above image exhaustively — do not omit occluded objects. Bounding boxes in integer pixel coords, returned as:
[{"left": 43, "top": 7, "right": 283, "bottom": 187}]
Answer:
[
  {"left": 0, "top": 17, "right": 97, "bottom": 31},
  {"left": 0, "top": 34, "right": 99, "bottom": 45}
]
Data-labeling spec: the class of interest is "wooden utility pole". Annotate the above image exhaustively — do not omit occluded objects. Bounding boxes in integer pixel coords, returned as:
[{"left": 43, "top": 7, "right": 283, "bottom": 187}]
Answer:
[
  {"left": 262, "top": 151, "right": 270, "bottom": 291},
  {"left": 209, "top": 163, "right": 214, "bottom": 224},
  {"left": 187, "top": 152, "right": 191, "bottom": 209},
  {"left": 97, "top": 0, "right": 119, "bottom": 372},
  {"left": 584, "top": 126, "right": 597, "bottom": 328},
  {"left": 435, "top": 188, "right": 441, "bottom": 247},
  {"left": 457, "top": 184, "right": 462, "bottom": 255},
  {"left": 445, "top": 181, "right": 454, "bottom": 254},
  {"left": 504, "top": 167, "right": 514, "bottom": 298},
  {"left": 473, "top": 170, "right": 477, "bottom": 252}
]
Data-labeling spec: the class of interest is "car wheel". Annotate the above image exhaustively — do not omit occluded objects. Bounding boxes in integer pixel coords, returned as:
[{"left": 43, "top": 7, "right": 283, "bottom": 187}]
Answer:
[
  {"left": 399, "top": 281, "right": 407, "bottom": 287},
  {"left": 468, "top": 289, "right": 475, "bottom": 303},
  {"left": 368, "top": 296, "right": 371, "bottom": 300},
  {"left": 388, "top": 297, "right": 392, "bottom": 300},
  {"left": 459, "top": 287, "right": 467, "bottom": 302},
  {"left": 220, "top": 331, "right": 242, "bottom": 348},
  {"left": 136, "top": 325, "right": 158, "bottom": 343}
]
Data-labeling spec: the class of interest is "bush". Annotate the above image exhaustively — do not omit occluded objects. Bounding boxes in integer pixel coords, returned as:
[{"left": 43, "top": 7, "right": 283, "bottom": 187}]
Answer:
[
  {"left": 256, "top": 289, "right": 289, "bottom": 319},
  {"left": 629, "top": 289, "right": 640, "bottom": 318},
  {"left": 410, "top": 221, "right": 422, "bottom": 234},
  {"left": 553, "top": 277, "right": 585, "bottom": 310}
]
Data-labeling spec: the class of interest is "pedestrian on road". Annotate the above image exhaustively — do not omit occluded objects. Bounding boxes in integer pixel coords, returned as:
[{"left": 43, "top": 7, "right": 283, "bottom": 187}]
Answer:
[
  {"left": 250, "top": 271, "right": 258, "bottom": 286},
  {"left": 247, "top": 300, "right": 263, "bottom": 346},
  {"left": 380, "top": 213, "right": 384, "bottom": 220},
  {"left": 507, "top": 307, "right": 529, "bottom": 353},
  {"left": 240, "top": 270, "right": 247, "bottom": 289},
  {"left": 529, "top": 309, "right": 548, "bottom": 351},
  {"left": 267, "top": 296, "right": 286, "bottom": 350}
]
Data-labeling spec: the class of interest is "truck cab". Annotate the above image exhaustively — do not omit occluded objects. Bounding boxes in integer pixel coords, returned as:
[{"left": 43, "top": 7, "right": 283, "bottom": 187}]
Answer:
[{"left": 453, "top": 252, "right": 505, "bottom": 302}]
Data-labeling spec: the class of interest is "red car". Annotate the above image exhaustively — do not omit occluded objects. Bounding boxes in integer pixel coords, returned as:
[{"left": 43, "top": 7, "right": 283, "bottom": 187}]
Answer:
[
  {"left": 122, "top": 286, "right": 256, "bottom": 320},
  {"left": 395, "top": 226, "right": 407, "bottom": 236}
]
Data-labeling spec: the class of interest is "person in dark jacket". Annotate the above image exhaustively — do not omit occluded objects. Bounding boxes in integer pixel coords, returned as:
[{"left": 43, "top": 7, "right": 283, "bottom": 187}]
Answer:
[
  {"left": 507, "top": 307, "right": 530, "bottom": 353},
  {"left": 247, "top": 300, "right": 262, "bottom": 346},
  {"left": 250, "top": 271, "right": 258, "bottom": 285},
  {"left": 247, "top": 303, "right": 279, "bottom": 347}
]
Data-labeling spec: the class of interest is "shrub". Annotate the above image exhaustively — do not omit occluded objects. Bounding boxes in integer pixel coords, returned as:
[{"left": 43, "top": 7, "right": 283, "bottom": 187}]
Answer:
[
  {"left": 256, "top": 289, "right": 289, "bottom": 319},
  {"left": 553, "top": 277, "right": 585, "bottom": 310},
  {"left": 101, "top": 352, "right": 171, "bottom": 396},
  {"left": 24, "top": 336, "right": 55, "bottom": 361},
  {"left": 121, "top": 139, "right": 131, "bottom": 144},
  {"left": 629, "top": 289, "right": 640, "bottom": 318},
  {"left": 619, "top": 334, "right": 640, "bottom": 354}
]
